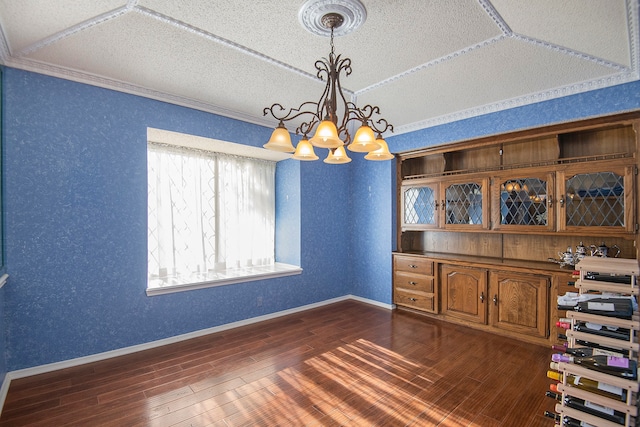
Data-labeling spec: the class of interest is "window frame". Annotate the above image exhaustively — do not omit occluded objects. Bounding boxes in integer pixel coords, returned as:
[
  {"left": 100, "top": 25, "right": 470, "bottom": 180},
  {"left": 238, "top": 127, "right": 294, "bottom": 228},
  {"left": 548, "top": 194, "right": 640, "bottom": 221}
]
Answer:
[{"left": 145, "top": 128, "right": 301, "bottom": 296}]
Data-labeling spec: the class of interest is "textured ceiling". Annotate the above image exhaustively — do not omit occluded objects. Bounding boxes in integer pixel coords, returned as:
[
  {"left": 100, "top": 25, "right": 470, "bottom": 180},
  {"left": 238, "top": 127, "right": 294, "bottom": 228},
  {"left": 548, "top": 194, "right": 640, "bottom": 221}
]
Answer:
[{"left": 0, "top": 0, "right": 637, "bottom": 138}]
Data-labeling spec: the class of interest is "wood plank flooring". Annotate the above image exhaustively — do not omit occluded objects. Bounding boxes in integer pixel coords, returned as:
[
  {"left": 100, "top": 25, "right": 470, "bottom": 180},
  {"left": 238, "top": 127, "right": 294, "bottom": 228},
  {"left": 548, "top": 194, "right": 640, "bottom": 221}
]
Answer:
[{"left": 0, "top": 300, "right": 557, "bottom": 426}]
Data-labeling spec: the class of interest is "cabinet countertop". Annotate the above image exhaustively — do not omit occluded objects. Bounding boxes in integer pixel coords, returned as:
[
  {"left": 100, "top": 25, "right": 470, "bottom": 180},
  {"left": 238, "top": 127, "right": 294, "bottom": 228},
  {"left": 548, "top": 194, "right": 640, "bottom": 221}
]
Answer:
[{"left": 393, "top": 251, "right": 585, "bottom": 275}]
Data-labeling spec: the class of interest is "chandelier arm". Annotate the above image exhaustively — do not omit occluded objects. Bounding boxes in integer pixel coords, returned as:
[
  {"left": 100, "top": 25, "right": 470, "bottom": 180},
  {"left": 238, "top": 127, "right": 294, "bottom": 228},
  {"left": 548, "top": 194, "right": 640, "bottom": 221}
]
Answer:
[
  {"left": 370, "top": 117, "right": 394, "bottom": 135},
  {"left": 263, "top": 101, "right": 322, "bottom": 123},
  {"left": 297, "top": 119, "right": 320, "bottom": 137},
  {"left": 333, "top": 55, "right": 353, "bottom": 137},
  {"left": 315, "top": 58, "right": 334, "bottom": 120}
]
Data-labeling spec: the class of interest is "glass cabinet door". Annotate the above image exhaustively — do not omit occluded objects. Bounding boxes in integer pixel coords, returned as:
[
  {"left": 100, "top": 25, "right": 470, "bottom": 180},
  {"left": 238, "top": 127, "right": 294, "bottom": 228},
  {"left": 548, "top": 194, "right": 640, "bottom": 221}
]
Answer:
[
  {"left": 556, "top": 164, "right": 635, "bottom": 234},
  {"left": 492, "top": 173, "right": 554, "bottom": 231},
  {"left": 443, "top": 178, "right": 489, "bottom": 229},
  {"left": 401, "top": 183, "right": 439, "bottom": 229}
]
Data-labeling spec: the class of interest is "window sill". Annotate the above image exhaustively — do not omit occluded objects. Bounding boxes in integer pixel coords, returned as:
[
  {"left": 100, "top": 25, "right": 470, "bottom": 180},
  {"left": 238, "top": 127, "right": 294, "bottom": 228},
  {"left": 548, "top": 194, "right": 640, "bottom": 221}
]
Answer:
[{"left": 146, "top": 263, "right": 302, "bottom": 296}]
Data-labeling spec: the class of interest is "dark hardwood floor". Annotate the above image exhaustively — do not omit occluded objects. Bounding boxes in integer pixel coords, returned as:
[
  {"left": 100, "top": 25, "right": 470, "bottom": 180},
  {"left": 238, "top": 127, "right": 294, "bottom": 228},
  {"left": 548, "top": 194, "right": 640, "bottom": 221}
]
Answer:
[{"left": 0, "top": 300, "right": 556, "bottom": 426}]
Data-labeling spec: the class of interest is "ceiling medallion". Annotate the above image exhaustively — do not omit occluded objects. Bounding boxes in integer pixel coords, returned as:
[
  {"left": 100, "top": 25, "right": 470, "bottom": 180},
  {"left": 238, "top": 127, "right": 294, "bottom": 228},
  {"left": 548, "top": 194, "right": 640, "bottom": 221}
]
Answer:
[
  {"left": 262, "top": 0, "right": 393, "bottom": 164},
  {"left": 298, "top": 0, "right": 367, "bottom": 37}
]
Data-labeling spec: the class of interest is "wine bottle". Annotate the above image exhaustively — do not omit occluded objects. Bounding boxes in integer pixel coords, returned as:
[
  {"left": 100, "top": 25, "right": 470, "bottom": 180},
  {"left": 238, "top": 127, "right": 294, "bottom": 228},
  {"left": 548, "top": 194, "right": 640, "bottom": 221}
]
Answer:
[
  {"left": 584, "top": 272, "right": 632, "bottom": 284},
  {"left": 556, "top": 321, "right": 571, "bottom": 329},
  {"left": 552, "top": 354, "right": 637, "bottom": 380},
  {"left": 563, "top": 395, "right": 626, "bottom": 425},
  {"left": 552, "top": 344, "right": 568, "bottom": 352},
  {"left": 542, "top": 411, "right": 584, "bottom": 427},
  {"left": 562, "top": 346, "right": 625, "bottom": 358},
  {"left": 546, "top": 371, "right": 627, "bottom": 401},
  {"left": 573, "top": 322, "right": 631, "bottom": 340},
  {"left": 545, "top": 391, "right": 561, "bottom": 401},
  {"left": 569, "top": 298, "right": 633, "bottom": 319},
  {"left": 575, "top": 339, "right": 631, "bottom": 358}
]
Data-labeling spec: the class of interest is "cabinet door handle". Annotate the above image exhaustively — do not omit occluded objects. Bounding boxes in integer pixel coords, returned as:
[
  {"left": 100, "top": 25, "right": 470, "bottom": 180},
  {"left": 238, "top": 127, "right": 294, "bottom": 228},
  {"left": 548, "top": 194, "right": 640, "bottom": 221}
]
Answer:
[
  {"left": 547, "top": 195, "right": 553, "bottom": 208},
  {"left": 480, "top": 292, "right": 485, "bottom": 303},
  {"left": 559, "top": 196, "right": 565, "bottom": 207},
  {"left": 409, "top": 281, "right": 418, "bottom": 285},
  {"left": 434, "top": 200, "right": 439, "bottom": 210},
  {"left": 493, "top": 295, "right": 498, "bottom": 305},
  {"left": 408, "top": 264, "right": 418, "bottom": 269}
]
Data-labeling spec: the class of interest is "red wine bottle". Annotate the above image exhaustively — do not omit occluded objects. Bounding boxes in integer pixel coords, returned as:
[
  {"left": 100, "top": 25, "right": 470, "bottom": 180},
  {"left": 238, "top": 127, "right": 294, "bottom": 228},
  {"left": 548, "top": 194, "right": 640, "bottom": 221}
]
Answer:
[
  {"left": 575, "top": 339, "right": 631, "bottom": 358},
  {"left": 563, "top": 396, "right": 626, "bottom": 425},
  {"left": 552, "top": 354, "right": 637, "bottom": 380},
  {"left": 542, "top": 411, "right": 583, "bottom": 427},
  {"left": 545, "top": 391, "right": 561, "bottom": 401},
  {"left": 562, "top": 346, "right": 625, "bottom": 358},
  {"left": 573, "top": 322, "right": 631, "bottom": 340},
  {"left": 556, "top": 321, "right": 571, "bottom": 329},
  {"left": 552, "top": 344, "right": 568, "bottom": 352},
  {"left": 569, "top": 298, "right": 633, "bottom": 319}
]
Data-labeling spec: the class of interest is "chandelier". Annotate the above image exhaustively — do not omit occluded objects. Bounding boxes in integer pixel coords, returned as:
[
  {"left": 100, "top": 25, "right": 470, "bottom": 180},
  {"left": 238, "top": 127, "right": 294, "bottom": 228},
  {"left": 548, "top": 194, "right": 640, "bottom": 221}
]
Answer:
[{"left": 262, "top": 10, "right": 394, "bottom": 164}]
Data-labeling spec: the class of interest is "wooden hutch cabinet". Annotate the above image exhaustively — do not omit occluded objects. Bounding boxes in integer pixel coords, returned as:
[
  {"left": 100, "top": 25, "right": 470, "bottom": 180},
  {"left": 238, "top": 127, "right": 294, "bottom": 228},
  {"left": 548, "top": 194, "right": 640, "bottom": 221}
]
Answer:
[{"left": 393, "top": 112, "right": 640, "bottom": 346}]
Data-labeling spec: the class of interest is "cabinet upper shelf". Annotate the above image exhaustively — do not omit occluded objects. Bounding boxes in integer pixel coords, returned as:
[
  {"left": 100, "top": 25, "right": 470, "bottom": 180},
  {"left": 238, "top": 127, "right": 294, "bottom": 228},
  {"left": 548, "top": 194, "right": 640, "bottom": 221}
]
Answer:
[{"left": 400, "top": 114, "right": 638, "bottom": 181}]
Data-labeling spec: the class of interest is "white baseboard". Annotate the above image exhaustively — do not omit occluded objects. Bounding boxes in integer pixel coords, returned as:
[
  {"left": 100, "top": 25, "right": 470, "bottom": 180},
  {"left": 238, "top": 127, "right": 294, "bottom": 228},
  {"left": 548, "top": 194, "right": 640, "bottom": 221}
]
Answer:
[{"left": 0, "top": 295, "right": 392, "bottom": 414}]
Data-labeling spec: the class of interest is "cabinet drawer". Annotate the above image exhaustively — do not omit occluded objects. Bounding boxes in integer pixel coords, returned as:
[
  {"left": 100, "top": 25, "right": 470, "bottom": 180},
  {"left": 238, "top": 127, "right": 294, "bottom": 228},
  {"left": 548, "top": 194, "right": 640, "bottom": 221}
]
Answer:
[
  {"left": 394, "top": 271, "right": 434, "bottom": 293},
  {"left": 394, "top": 255, "right": 433, "bottom": 275},
  {"left": 394, "top": 289, "right": 435, "bottom": 312}
]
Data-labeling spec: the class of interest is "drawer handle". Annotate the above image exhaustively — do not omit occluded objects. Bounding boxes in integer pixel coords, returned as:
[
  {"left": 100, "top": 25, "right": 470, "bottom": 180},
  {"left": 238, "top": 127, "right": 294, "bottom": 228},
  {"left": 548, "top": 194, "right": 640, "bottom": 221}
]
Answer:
[
  {"left": 409, "top": 281, "right": 418, "bottom": 285},
  {"left": 408, "top": 264, "right": 418, "bottom": 269},
  {"left": 408, "top": 297, "right": 417, "bottom": 302}
]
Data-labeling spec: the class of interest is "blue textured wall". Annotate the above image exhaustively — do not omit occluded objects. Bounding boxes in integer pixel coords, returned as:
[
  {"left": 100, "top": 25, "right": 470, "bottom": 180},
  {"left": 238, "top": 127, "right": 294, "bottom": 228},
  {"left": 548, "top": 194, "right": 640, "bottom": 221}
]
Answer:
[
  {"left": 2, "top": 68, "right": 347, "bottom": 370},
  {"left": 2, "top": 66, "right": 640, "bottom": 374},
  {"left": 348, "top": 80, "right": 640, "bottom": 304}
]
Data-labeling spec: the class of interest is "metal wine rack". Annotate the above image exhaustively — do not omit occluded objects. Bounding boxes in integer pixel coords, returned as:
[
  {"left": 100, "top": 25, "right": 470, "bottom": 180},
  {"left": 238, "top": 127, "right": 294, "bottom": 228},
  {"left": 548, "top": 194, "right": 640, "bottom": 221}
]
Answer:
[{"left": 555, "top": 257, "right": 639, "bottom": 427}]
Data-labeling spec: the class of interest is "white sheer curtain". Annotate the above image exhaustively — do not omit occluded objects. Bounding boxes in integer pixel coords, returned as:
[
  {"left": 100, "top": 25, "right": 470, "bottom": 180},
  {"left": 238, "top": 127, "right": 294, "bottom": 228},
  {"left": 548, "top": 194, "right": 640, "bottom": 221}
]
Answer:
[{"left": 147, "top": 143, "right": 275, "bottom": 282}]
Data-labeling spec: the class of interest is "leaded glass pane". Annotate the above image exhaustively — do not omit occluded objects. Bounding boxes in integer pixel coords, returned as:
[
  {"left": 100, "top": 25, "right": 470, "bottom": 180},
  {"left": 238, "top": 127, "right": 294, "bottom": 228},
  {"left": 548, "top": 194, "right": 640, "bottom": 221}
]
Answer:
[
  {"left": 500, "top": 178, "right": 547, "bottom": 225},
  {"left": 565, "top": 172, "right": 624, "bottom": 227},
  {"left": 404, "top": 187, "right": 436, "bottom": 225},
  {"left": 445, "top": 183, "right": 482, "bottom": 225}
]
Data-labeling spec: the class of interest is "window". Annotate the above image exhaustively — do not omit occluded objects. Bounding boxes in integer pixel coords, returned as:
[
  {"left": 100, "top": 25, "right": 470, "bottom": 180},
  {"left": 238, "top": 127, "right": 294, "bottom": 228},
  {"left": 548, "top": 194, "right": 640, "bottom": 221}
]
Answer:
[{"left": 146, "top": 129, "right": 300, "bottom": 296}]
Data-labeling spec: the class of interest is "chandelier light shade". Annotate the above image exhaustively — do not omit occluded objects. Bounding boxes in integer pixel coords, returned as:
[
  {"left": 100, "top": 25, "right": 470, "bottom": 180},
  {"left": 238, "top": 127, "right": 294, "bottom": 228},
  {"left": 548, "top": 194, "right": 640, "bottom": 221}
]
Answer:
[
  {"left": 309, "top": 119, "right": 342, "bottom": 148},
  {"left": 292, "top": 137, "right": 319, "bottom": 161},
  {"left": 348, "top": 124, "right": 379, "bottom": 152},
  {"left": 364, "top": 135, "right": 394, "bottom": 161},
  {"left": 324, "top": 145, "right": 352, "bottom": 164},
  {"left": 263, "top": 122, "right": 295, "bottom": 152},
  {"left": 262, "top": 2, "right": 393, "bottom": 164}
]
